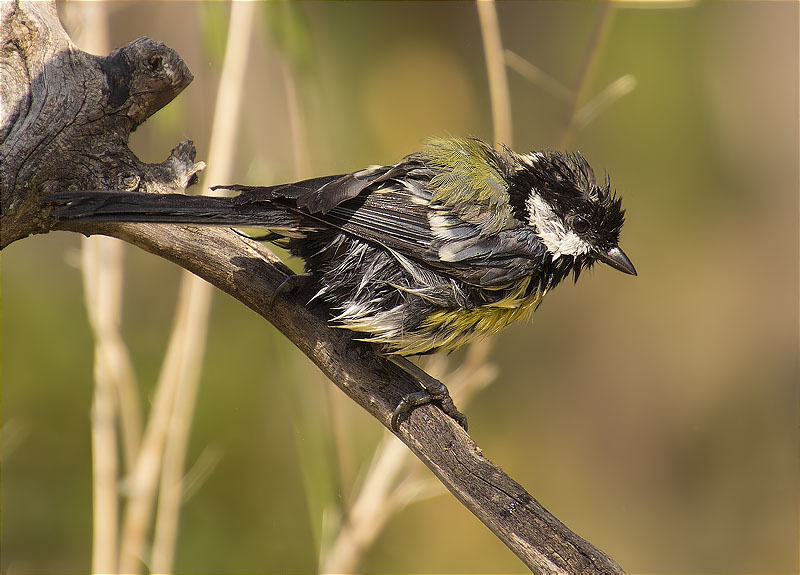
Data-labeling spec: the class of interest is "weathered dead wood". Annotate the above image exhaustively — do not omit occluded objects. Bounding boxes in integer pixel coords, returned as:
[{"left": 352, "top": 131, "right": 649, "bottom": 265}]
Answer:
[
  {"left": 0, "top": 0, "right": 204, "bottom": 247},
  {"left": 0, "top": 2, "right": 624, "bottom": 573}
]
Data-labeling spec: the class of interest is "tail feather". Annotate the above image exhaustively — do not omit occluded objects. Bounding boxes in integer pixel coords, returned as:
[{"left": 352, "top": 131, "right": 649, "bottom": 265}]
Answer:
[
  {"left": 44, "top": 191, "right": 300, "bottom": 228},
  {"left": 210, "top": 173, "right": 346, "bottom": 202}
]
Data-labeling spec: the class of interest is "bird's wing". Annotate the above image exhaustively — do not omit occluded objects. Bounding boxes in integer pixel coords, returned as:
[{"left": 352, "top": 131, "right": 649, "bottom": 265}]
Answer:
[
  {"left": 226, "top": 138, "right": 543, "bottom": 287},
  {"left": 305, "top": 142, "right": 543, "bottom": 287},
  {"left": 325, "top": 181, "right": 542, "bottom": 287},
  {"left": 419, "top": 139, "right": 544, "bottom": 284},
  {"left": 322, "top": 176, "right": 437, "bottom": 258}
]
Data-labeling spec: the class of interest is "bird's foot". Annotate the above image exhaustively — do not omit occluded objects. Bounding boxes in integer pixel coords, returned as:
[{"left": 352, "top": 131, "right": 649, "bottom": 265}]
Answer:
[
  {"left": 268, "top": 273, "right": 313, "bottom": 310},
  {"left": 388, "top": 357, "right": 468, "bottom": 432}
]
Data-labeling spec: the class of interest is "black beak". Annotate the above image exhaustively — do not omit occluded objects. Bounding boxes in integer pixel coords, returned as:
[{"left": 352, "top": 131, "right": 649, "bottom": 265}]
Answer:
[{"left": 597, "top": 246, "right": 637, "bottom": 276}]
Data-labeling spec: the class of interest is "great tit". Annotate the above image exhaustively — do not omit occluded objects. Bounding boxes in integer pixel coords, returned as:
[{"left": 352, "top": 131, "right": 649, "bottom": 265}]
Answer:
[{"left": 47, "top": 137, "right": 636, "bottom": 357}]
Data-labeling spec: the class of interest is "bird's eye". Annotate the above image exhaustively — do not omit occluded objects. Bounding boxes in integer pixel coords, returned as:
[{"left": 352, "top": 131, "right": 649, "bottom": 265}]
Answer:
[{"left": 572, "top": 215, "right": 590, "bottom": 234}]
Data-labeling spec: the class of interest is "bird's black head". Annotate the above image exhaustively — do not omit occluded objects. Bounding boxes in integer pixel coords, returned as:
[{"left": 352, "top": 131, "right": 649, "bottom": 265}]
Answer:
[{"left": 507, "top": 150, "right": 636, "bottom": 280}]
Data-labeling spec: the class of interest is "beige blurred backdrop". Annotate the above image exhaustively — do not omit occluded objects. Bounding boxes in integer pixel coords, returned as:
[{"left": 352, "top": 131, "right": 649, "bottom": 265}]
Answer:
[{"left": 2, "top": 2, "right": 797, "bottom": 574}]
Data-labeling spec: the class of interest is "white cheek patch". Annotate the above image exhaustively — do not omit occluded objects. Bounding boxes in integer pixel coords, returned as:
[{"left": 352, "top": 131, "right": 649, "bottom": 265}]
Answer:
[
  {"left": 552, "top": 230, "right": 591, "bottom": 258},
  {"left": 526, "top": 193, "right": 592, "bottom": 259}
]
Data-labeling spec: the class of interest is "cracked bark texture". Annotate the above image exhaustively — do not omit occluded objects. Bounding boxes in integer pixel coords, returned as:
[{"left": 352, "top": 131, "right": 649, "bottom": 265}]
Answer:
[
  {"left": 0, "top": 1, "right": 625, "bottom": 573},
  {"left": 0, "top": 0, "right": 204, "bottom": 247}
]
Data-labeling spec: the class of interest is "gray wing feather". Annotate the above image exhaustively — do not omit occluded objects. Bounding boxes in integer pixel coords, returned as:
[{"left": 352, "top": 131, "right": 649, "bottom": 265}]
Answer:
[
  {"left": 320, "top": 184, "right": 541, "bottom": 287},
  {"left": 233, "top": 156, "right": 544, "bottom": 288}
]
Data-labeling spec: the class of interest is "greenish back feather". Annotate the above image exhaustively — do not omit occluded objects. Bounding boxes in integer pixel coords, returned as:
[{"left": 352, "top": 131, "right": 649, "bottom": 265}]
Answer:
[{"left": 421, "top": 138, "right": 517, "bottom": 234}]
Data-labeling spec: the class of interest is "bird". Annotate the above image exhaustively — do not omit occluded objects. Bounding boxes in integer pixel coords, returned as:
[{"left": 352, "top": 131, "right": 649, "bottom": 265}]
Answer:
[
  {"left": 47, "top": 137, "right": 635, "bottom": 428},
  {"left": 47, "top": 137, "right": 635, "bottom": 357}
]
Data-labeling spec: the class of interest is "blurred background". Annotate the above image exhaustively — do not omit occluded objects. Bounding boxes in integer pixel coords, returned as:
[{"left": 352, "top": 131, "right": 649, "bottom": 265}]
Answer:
[{"left": 2, "top": 1, "right": 797, "bottom": 573}]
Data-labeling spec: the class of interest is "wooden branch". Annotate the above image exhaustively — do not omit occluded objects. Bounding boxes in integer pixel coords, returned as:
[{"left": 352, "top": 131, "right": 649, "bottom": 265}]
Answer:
[
  {"left": 0, "top": 1, "right": 625, "bottom": 573},
  {"left": 0, "top": 0, "right": 204, "bottom": 248}
]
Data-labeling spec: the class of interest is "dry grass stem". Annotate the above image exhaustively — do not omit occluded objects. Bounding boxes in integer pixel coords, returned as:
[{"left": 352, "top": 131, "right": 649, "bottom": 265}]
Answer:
[
  {"left": 574, "top": 74, "right": 637, "bottom": 130},
  {"left": 269, "top": 10, "right": 356, "bottom": 560},
  {"left": 83, "top": 237, "right": 122, "bottom": 575},
  {"left": 477, "top": 0, "right": 513, "bottom": 146},
  {"left": 65, "top": 4, "right": 133, "bottom": 573},
  {"left": 149, "top": 277, "right": 214, "bottom": 573},
  {"left": 118, "top": 2, "right": 256, "bottom": 569},
  {"left": 560, "top": 0, "right": 616, "bottom": 149},
  {"left": 179, "top": 444, "right": 224, "bottom": 504},
  {"left": 504, "top": 49, "right": 573, "bottom": 101},
  {"left": 117, "top": 328, "right": 180, "bottom": 574},
  {"left": 319, "top": 351, "right": 498, "bottom": 574},
  {"left": 150, "top": 3, "right": 256, "bottom": 573},
  {"left": 280, "top": 58, "right": 312, "bottom": 179},
  {"left": 319, "top": 436, "right": 415, "bottom": 575}
]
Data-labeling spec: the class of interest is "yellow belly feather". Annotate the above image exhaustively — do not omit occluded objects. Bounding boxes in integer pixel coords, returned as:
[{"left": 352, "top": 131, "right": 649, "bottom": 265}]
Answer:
[{"left": 359, "top": 277, "right": 546, "bottom": 356}]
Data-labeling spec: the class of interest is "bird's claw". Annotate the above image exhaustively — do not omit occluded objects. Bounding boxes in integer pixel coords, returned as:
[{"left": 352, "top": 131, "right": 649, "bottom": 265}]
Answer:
[
  {"left": 388, "top": 356, "right": 468, "bottom": 432},
  {"left": 391, "top": 386, "right": 468, "bottom": 431},
  {"left": 268, "top": 273, "right": 312, "bottom": 310}
]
